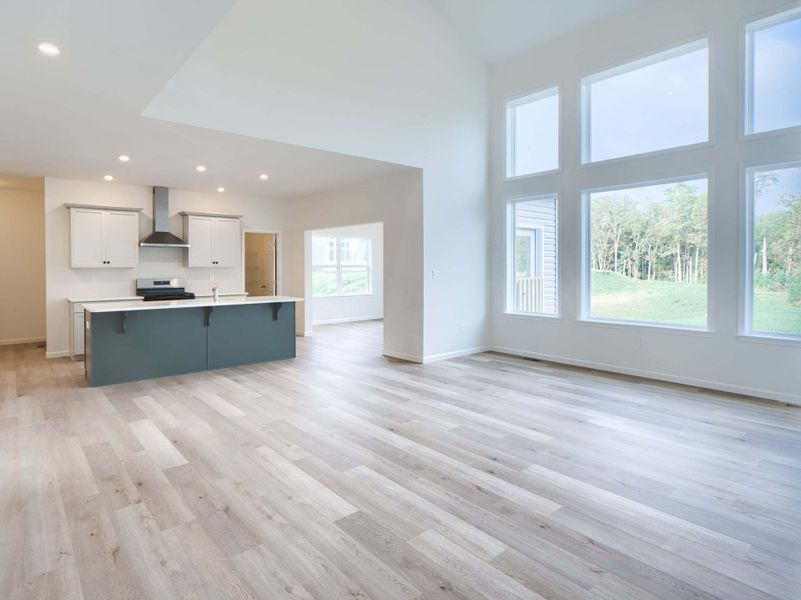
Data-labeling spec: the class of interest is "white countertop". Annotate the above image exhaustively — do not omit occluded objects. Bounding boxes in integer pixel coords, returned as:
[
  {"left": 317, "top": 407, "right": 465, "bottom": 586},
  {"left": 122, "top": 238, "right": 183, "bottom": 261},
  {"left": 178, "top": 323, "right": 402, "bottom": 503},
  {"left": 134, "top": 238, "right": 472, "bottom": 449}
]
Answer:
[
  {"left": 68, "top": 292, "right": 248, "bottom": 303},
  {"left": 83, "top": 295, "right": 302, "bottom": 314}
]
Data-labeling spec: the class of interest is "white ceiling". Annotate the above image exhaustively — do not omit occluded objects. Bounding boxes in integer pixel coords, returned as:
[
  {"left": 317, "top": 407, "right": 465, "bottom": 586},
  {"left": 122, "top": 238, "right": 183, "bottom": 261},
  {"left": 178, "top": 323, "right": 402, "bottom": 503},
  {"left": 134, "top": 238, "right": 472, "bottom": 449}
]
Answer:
[
  {"left": 430, "top": 0, "right": 652, "bottom": 62},
  {"left": 0, "top": 0, "right": 652, "bottom": 198},
  {"left": 0, "top": 0, "right": 408, "bottom": 200}
]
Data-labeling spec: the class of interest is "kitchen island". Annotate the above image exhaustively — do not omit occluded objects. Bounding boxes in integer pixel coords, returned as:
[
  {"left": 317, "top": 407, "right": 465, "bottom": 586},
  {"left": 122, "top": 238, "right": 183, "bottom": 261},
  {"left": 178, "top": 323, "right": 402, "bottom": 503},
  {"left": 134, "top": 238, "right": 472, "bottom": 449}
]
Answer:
[{"left": 84, "top": 296, "right": 301, "bottom": 386}]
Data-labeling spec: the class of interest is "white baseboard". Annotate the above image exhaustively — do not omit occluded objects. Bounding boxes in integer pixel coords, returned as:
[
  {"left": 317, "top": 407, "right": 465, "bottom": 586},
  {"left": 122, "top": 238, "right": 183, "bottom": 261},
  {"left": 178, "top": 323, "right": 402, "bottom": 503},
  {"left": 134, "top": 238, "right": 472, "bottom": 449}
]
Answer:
[
  {"left": 46, "top": 350, "right": 71, "bottom": 359},
  {"left": 489, "top": 345, "right": 801, "bottom": 407},
  {"left": 313, "top": 316, "right": 383, "bottom": 326},
  {"left": 422, "top": 345, "right": 491, "bottom": 364},
  {"left": 296, "top": 329, "right": 313, "bottom": 337},
  {"left": 0, "top": 336, "right": 45, "bottom": 346}
]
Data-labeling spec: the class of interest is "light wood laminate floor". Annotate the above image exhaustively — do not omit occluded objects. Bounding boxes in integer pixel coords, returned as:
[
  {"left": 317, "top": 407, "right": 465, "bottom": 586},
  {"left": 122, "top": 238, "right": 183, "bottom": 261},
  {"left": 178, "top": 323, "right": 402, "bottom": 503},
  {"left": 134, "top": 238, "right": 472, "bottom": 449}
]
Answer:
[{"left": 1, "top": 321, "right": 800, "bottom": 600}]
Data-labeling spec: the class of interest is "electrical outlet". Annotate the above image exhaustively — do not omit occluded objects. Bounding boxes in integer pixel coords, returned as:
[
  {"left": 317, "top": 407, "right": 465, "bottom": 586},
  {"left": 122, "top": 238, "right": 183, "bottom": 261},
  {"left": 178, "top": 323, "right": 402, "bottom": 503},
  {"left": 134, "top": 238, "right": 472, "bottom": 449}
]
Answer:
[
  {"left": 431, "top": 269, "right": 438, "bottom": 280},
  {"left": 638, "top": 336, "right": 647, "bottom": 350},
  {"left": 458, "top": 322, "right": 464, "bottom": 333}
]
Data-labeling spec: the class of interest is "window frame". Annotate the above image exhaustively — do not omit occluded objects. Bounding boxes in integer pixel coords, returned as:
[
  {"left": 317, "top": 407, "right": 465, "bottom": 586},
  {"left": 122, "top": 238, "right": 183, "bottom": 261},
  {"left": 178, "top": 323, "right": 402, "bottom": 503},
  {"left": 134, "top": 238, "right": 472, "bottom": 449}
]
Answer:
[
  {"left": 505, "top": 193, "right": 560, "bottom": 318},
  {"left": 743, "top": 5, "right": 801, "bottom": 137},
  {"left": 505, "top": 86, "right": 560, "bottom": 180},
  {"left": 741, "top": 159, "right": 801, "bottom": 342},
  {"left": 312, "top": 234, "right": 373, "bottom": 298},
  {"left": 580, "top": 173, "right": 712, "bottom": 331},
  {"left": 580, "top": 37, "right": 711, "bottom": 165}
]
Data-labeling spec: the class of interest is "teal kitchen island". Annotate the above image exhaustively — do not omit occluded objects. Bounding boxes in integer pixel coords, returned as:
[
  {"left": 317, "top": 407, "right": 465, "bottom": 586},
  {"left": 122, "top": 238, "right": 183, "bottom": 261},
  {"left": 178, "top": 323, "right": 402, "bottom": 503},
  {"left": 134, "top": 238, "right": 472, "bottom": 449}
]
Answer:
[{"left": 83, "top": 296, "right": 302, "bottom": 386}]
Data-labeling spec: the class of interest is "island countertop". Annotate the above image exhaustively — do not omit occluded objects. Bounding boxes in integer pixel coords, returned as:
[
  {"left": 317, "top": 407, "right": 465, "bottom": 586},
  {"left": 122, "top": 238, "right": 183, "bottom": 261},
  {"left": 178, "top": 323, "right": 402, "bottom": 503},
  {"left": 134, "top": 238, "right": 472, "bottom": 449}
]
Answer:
[{"left": 83, "top": 295, "right": 303, "bottom": 314}]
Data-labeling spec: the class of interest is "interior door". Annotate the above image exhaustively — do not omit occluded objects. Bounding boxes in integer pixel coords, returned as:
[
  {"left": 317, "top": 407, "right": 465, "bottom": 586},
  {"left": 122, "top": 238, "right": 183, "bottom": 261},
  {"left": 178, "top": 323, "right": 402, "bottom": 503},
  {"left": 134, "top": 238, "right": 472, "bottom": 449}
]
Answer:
[
  {"left": 71, "top": 208, "right": 105, "bottom": 267},
  {"left": 263, "top": 233, "right": 277, "bottom": 295},
  {"left": 245, "top": 233, "right": 277, "bottom": 296},
  {"left": 104, "top": 211, "right": 139, "bottom": 267},
  {"left": 212, "top": 218, "right": 240, "bottom": 267}
]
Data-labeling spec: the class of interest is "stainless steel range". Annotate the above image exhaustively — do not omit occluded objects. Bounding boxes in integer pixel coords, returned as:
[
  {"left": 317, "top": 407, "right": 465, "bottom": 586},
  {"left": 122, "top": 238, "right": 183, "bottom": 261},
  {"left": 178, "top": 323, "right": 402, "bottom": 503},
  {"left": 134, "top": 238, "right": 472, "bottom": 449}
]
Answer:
[{"left": 136, "top": 278, "right": 196, "bottom": 301}]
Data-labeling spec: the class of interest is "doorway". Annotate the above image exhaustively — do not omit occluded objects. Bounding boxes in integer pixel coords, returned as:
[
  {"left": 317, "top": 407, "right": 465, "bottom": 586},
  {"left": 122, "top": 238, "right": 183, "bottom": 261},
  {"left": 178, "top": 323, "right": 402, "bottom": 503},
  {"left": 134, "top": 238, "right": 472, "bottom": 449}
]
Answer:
[{"left": 244, "top": 232, "right": 278, "bottom": 296}]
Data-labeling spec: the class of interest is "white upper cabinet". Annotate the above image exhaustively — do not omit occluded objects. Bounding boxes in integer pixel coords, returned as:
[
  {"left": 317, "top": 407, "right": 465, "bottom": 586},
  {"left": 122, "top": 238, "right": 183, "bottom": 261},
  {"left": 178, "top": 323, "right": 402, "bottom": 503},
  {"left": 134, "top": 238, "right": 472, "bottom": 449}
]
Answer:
[
  {"left": 212, "top": 218, "right": 240, "bottom": 267},
  {"left": 104, "top": 211, "right": 140, "bottom": 266},
  {"left": 187, "top": 216, "right": 214, "bottom": 267},
  {"left": 183, "top": 213, "right": 242, "bottom": 268},
  {"left": 68, "top": 205, "right": 141, "bottom": 268}
]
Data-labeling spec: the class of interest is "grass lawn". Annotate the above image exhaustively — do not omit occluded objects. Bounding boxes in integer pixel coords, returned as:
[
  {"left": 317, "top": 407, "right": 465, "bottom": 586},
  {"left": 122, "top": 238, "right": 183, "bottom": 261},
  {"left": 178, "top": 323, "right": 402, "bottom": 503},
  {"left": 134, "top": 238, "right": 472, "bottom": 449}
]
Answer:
[
  {"left": 753, "top": 287, "right": 801, "bottom": 336},
  {"left": 591, "top": 271, "right": 708, "bottom": 326},
  {"left": 591, "top": 271, "right": 801, "bottom": 334},
  {"left": 312, "top": 269, "right": 369, "bottom": 296}
]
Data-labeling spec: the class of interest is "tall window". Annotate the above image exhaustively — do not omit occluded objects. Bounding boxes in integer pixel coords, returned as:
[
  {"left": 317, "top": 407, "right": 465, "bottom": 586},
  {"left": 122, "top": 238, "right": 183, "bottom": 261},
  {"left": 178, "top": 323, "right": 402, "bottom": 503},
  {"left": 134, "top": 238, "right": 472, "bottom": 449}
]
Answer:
[
  {"left": 312, "top": 235, "right": 371, "bottom": 297},
  {"left": 747, "top": 164, "right": 801, "bottom": 337},
  {"left": 746, "top": 7, "right": 801, "bottom": 134},
  {"left": 509, "top": 195, "right": 558, "bottom": 315},
  {"left": 582, "top": 40, "right": 708, "bottom": 163},
  {"left": 506, "top": 87, "right": 559, "bottom": 177},
  {"left": 584, "top": 177, "right": 708, "bottom": 327}
]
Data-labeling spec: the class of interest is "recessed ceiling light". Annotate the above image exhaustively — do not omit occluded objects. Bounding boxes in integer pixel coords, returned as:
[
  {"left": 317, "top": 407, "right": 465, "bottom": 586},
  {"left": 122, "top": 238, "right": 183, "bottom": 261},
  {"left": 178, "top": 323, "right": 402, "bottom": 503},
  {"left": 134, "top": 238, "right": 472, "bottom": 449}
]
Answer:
[
  {"left": 217, "top": 187, "right": 225, "bottom": 193},
  {"left": 259, "top": 173, "right": 269, "bottom": 180},
  {"left": 103, "top": 174, "right": 114, "bottom": 182},
  {"left": 118, "top": 155, "right": 130, "bottom": 162},
  {"left": 38, "top": 42, "right": 60, "bottom": 57},
  {"left": 196, "top": 165, "right": 207, "bottom": 173}
]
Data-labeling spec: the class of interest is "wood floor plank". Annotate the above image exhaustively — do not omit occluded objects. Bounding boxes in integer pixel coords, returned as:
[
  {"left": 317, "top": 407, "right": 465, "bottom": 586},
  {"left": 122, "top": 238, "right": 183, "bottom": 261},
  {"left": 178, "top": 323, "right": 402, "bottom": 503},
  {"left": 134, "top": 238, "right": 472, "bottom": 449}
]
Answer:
[{"left": 0, "top": 323, "right": 798, "bottom": 600}]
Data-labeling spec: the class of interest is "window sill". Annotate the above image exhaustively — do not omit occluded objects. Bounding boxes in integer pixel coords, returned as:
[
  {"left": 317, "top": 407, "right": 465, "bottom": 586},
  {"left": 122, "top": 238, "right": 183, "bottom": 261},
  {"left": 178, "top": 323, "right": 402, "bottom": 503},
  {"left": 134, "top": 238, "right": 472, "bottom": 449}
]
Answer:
[
  {"left": 313, "top": 293, "right": 374, "bottom": 299},
  {"left": 740, "top": 123, "right": 801, "bottom": 142},
  {"left": 579, "top": 140, "right": 713, "bottom": 168},
  {"left": 502, "top": 311, "right": 560, "bottom": 321},
  {"left": 576, "top": 318, "right": 712, "bottom": 337},
  {"left": 504, "top": 167, "right": 561, "bottom": 182},
  {"left": 736, "top": 333, "right": 801, "bottom": 348}
]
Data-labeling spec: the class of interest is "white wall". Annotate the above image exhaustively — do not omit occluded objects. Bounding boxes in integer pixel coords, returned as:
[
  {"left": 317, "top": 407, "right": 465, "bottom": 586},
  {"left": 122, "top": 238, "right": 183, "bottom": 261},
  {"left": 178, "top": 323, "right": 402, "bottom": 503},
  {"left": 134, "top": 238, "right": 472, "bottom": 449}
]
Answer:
[
  {"left": 489, "top": 0, "right": 801, "bottom": 404},
  {"left": 143, "top": 0, "right": 490, "bottom": 362},
  {"left": 283, "top": 171, "right": 421, "bottom": 358},
  {"left": 0, "top": 188, "right": 45, "bottom": 344},
  {"left": 310, "top": 222, "right": 383, "bottom": 326},
  {"left": 44, "top": 177, "right": 287, "bottom": 357}
]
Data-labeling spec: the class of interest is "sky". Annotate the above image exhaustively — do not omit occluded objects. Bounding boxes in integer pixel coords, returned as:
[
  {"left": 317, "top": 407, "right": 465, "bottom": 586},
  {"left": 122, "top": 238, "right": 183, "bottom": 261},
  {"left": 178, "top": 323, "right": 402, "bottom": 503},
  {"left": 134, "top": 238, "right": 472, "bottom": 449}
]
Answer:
[
  {"left": 753, "top": 15, "right": 801, "bottom": 133},
  {"left": 755, "top": 166, "right": 801, "bottom": 216},
  {"left": 512, "top": 11, "right": 799, "bottom": 171},
  {"left": 591, "top": 178, "right": 708, "bottom": 207}
]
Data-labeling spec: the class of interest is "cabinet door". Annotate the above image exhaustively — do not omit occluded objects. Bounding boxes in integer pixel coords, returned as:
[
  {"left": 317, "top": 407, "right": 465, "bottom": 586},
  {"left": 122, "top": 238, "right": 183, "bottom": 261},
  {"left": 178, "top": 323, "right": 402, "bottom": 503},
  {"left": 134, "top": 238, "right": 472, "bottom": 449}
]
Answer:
[
  {"left": 73, "top": 312, "right": 85, "bottom": 355},
  {"left": 71, "top": 209, "right": 105, "bottom": 267},
  {"left": 104, "top": 211, "right": 139, "bottom": 267},
  {"left": 187, "top": 216, "right": 214, "bottom": 267},
  {"left": 212, "top": 218, "right": 240, "bottom": 267}
]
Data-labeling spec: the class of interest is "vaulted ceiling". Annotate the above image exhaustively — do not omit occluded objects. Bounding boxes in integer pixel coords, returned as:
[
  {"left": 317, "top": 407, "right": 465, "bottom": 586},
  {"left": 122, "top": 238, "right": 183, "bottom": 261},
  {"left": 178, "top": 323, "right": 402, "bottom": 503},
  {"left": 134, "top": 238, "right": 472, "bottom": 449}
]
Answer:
[
  {"left": 1, "top": 0, "right": 652, "bottom": 197},
  {"left": 430, "top": 0, "right": 652, "bottom": 62}
]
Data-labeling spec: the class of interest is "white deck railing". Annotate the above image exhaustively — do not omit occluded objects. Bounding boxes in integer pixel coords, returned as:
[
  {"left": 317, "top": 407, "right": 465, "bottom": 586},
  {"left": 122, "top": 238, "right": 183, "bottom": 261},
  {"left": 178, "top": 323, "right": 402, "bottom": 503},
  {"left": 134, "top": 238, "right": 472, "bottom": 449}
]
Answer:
[{"left": 515, "top": 277, "right": 544, "bottom": 313}]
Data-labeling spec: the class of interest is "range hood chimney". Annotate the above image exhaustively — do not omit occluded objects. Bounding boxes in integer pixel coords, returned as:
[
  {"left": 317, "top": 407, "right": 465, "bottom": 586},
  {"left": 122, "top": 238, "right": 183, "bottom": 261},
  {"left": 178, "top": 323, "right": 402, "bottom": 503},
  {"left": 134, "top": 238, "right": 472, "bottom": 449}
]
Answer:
[{"left": 139, "top": 186, "right": 189, "bottom": 247}]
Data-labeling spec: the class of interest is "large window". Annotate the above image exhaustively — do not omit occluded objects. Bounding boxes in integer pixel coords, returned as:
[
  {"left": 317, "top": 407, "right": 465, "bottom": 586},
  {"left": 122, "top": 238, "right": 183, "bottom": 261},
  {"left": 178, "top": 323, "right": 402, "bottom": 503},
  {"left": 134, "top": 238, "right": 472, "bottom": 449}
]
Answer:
[
  {"left": 746, "top": 164, "right": 801, "bottom": 337},
  {"left": 582, "top": 40, "right": 708, "bottom": 163},
  {"left": 584, "top": 177, "right": 708, "bottom": 327},
  {"left": 312, "top": 235, "right": 371, "bottom": 297},
  {"left": 508, "top": 195, "right": 558, "bottom": 315},
  {"left": 506, "top": 87, "right": 559, "bottom": 177},
  {"left": 746, "top": 7, "right": 801, "bottom": 135}
]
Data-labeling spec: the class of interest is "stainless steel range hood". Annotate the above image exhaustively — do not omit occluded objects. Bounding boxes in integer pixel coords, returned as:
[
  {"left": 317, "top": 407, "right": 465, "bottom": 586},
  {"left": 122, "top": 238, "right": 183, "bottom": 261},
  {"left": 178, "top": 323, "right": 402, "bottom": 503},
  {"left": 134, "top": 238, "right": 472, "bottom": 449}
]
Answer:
[{"left": 139, "top": 186, "right": 190, "bottom": 247}]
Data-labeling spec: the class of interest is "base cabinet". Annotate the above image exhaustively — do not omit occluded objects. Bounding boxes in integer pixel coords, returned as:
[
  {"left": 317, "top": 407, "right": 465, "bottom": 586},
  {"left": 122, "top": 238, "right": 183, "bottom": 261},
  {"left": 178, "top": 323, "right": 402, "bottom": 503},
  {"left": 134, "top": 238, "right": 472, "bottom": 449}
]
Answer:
[{"left": 85, "top": 302, "right": 295, "bottom": 386}]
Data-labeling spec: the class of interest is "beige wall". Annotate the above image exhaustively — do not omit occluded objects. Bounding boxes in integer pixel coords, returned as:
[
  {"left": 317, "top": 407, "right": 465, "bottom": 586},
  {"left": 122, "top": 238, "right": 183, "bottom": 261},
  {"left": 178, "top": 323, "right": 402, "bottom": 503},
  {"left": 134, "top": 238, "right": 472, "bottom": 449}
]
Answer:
[{"left": 0, "top": 189, "right": 45, "bottom": 344}]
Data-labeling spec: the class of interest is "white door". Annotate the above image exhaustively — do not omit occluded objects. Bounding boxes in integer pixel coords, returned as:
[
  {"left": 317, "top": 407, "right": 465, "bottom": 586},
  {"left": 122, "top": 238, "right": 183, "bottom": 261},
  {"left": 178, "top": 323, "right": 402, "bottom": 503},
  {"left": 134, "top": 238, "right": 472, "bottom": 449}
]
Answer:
[
  {"left": 104, "top": 211, "right": 139, "bottom": 267},
  {"left": 188, "top": 216, "right": 214, "bottom": 267},
  {"left": 71, "top": 209, "right": 105, "bottom": 267},
  {"left": 212, "top": 218, "right": 240, "bottom": 267}
]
